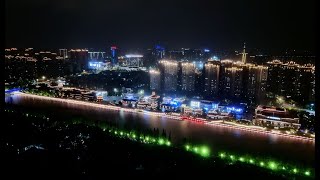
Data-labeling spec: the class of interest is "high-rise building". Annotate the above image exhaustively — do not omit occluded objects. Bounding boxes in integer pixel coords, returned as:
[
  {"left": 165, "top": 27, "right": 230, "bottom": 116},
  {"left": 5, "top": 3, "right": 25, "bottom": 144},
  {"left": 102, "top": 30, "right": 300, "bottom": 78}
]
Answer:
[
  {"left": 266, "top": 60, "right": 283, "bottom": 96},
  {"left": 124, "top": 54, "right": 143, "bottom": 67},
  {"left": 244, "top": 64, "right": 268, "bottom": 105},
  {"left": 59, "top": 49, "right": 68, "bottom": 59},
  {"left": 280, "top": 61, "right": 298, "bottom": 98},
  {"left": 68, "top": 49, "right": 89, "bottom": 73},
  {"left": 110, "top": 46, "right": 118, "bottom": 66},
  {"left": 224, "top": 63, "right": 243, "bottom": 99},
  {"left": 219, "top": 60, "right": 233, "bottom": 97},
  {"left": 311, "top": 66, "right": 315, "bottom": 102},
  {"left": 88, "top": 51, "right": 106, "bottom": 61},
  {"left": 266, "top": 60, "right": 315, "bottom": 105},
  {"left": 180, "top": 62, "right": 195, "bottom": 92},
  {"left": 255, "top": 65, "right": 268, "bottom": 104},
  {"left": 203, "top": 60, "right": 220, "bottom": 98},
  {"left": 155, "top": 45, "right": 165, "bottom": 60},
  {"left": 159, "top": 60, "right": 178, "bottom": 92},
  {"left": 296, "top": 64, "right": 315, "bottom": 104},
  {"left": 194, "top": 69, "right": 203, "bottom": 96},
  {"left": 149, "top": 69, "right": 161, "bottom": 91},
  {"left": 240, "top": 43, "right": 248, "bottom": 64}
]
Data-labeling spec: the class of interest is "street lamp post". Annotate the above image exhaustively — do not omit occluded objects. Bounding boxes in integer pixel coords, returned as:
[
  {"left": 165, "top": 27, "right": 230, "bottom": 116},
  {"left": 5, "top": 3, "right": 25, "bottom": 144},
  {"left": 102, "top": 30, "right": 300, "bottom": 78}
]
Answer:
[{"left": 114, "top": 88, "right": 118, "bottom": 96}]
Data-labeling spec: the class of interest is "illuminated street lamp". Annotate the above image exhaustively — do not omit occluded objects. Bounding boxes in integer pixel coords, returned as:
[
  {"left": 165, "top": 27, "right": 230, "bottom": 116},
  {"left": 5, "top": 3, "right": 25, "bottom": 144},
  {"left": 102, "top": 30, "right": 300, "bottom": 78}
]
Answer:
[
  {"left": 114, "top": 88, "right": 118, "bottom": 95},
  {"left": 42, "top": 76, "right": 46, "bottom": 80},
  {"left": 139, "top": 90, "right": 144, "bottom": 96}
]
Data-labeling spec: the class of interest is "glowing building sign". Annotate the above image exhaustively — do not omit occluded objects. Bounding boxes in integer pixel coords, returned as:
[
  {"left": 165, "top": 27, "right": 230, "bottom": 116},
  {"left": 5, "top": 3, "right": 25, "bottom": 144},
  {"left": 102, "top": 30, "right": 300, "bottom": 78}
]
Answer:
[
  {"left": 190, "top": 101, "right": 201, "bottom": 108},
  {"left": 226, "top": 107, "right": 243, "bottom": 113},
  {"left": 89, "top": 61, "right": 104, "bottom": 69}
]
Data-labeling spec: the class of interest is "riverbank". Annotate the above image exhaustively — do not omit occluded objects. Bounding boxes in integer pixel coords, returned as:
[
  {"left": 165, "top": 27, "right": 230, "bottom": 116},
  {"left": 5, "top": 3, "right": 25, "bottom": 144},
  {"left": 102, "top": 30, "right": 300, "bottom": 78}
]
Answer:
[
  {"left": 3, "top": 106, "right": 314, "bottom": 179},
  {"left": 13, "top": 92, "right": 314, "bottom": 142}
]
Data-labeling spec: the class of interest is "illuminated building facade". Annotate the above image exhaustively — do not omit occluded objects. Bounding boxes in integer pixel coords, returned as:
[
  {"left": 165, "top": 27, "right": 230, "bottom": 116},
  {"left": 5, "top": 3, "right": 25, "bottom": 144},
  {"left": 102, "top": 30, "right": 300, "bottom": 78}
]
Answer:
[
  {"left": 296, "top": 64, "right": 315, "bottom": 104},
  {"left": 243, "top": 64, "right": 268, "bottom": 105},
  {"left": 88, "top": 51, "right": 106, "bottom": 61},
  {"left": 203, "top": 60, "right": 220, "bottom": 98},
  {"left": 219, "top": 60, "right": 233, "bottom": 98},
  {"left": 266, "top": 60, "right": 314, "bottom": 105},
  {"left": 149, "top": 69, "right": 161, "bottom": 91},
  {"left": 59, "top": 49, "right": 68, "bottom": 59},
  {"left": 180, "top": 62, "right": 195, "bottom": 92},
  {"left": 254, "top": 105, "right": 300, "bottom": 130},
  {"left": 266, "top": 60, "right": 283, "bottom": 96},
  {"left": 280, "top": 61, "right": 298, "bottom": 98},
  {"left": 224, "top": 65, "right": 243, "bottom": 99},
  {"left": 110, "top": 46, "right": 118, "bottom": 66},
  {"left": 159, "top": 60, "right": 178, "bottom": 92},
  {"left": 154, "top": 45, "right": 165, "bottom": 60},
  {"left": 124, "top": 54, "right": 143, "bottom": 67}
]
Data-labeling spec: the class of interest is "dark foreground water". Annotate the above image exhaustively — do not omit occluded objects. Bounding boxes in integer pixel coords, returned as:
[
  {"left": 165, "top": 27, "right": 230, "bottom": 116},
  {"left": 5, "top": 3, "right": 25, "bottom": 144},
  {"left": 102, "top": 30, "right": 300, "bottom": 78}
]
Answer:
[{"left": 5, "top": 94, "right": 314, "bottom": 166}]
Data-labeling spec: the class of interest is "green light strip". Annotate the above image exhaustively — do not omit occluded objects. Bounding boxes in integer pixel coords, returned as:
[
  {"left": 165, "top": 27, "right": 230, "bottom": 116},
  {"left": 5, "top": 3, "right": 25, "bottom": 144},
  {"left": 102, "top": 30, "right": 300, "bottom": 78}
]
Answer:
[{"left": 5, "top": 109, "right": 314, "bottom": 178}]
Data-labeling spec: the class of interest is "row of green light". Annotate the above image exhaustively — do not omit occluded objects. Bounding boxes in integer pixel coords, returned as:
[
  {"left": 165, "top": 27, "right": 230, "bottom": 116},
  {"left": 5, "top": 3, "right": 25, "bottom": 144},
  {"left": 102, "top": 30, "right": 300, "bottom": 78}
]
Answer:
[
  {"left": 184, "top": 144, "right": 210, "bottom": 158},
  {"left": 89, "top": 124, "right": 313, "bottom": 178},
  {"left": 5, "top": 109, "right": 313, "bottom": 178},
  {"left": 105, "top": 128, "right": 171, "bottom": 147},
  {"left": 217, "top": 151, "right": 312, "bottom": 177}
]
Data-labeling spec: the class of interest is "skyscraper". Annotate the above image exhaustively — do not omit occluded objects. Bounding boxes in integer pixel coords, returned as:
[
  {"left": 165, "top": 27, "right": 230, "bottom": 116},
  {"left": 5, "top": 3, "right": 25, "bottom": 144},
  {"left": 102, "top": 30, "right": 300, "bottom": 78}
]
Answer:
[
  {"left": 149, "top": 69, "right": 161, "bottom": 91},
  {"left": 280, "top": 61, "right": 298, "bottom": 98},
  {"left": 240, "top": 43, "right": 248, "bottom": 64},
  {"left": 224, "top": 63, "right": 243, "bottom": 100},
  {"left": 244, "top": 64, "right": 268, "bottom": 105},
  {"left": 296, "top": 64, "right": 315, "bottom": 104},
  {"left": 255, "top": 65, "right": 268, "bottom": 104},
  {"left": 266, "top": 60, "right": 283, "bottom": 96},
  {"left": 110, "top": 46, "right": 118, "bottom": 66},
  {"left": 219, "top": 60, "right": 233, "bottom": 98},
  {"left": 59, "top": 49, "right": 68, "bottom": 59},
  {"left": 203, "top": 60, "right": 220, "bottom": 99},
  {"left": 159, "top": 60, "right": 178, "bottom": 92},
  {"left": 180, "top": 62, "right": 195, "bottom": 92},
  {"left": 155, "top": 45, "right": 165, "bottom": 60}
]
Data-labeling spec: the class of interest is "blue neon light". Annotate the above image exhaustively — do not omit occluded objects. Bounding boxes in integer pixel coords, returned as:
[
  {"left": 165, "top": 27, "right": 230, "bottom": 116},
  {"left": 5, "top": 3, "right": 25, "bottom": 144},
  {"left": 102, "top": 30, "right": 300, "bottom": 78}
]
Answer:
[
  {"left": 5, "top": 88, "right": 21, "bottom": 93},
  {"left": 112, "top": 50, "right": 115, "bottom": 57}
]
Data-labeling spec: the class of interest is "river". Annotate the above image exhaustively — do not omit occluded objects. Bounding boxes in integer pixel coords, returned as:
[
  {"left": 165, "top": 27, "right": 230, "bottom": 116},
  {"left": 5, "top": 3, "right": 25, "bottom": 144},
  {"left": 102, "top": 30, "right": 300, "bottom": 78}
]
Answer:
[{"left": 5, "top": 94, "right": 314, "bottom": 166}]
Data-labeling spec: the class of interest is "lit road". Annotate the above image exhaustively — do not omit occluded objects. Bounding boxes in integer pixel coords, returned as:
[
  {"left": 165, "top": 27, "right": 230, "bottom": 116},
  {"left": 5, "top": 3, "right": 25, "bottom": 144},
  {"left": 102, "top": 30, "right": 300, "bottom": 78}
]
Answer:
[{"left": 11, "top": 92, "right": 314, "bottom": 142}]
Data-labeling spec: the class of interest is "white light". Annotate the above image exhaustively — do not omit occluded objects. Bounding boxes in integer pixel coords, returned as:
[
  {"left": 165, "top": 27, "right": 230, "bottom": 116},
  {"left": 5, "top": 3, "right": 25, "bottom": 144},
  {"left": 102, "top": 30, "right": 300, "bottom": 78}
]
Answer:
[{"left": 125, "top": 55, "right": 143, "bottom": 58}]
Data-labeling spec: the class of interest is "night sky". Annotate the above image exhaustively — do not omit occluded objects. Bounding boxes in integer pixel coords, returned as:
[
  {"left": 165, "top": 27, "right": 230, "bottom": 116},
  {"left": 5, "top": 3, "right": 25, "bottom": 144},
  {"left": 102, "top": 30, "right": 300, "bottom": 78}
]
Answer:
[{"left": 5, "top": 0, "right": 316, "bottom": 51}]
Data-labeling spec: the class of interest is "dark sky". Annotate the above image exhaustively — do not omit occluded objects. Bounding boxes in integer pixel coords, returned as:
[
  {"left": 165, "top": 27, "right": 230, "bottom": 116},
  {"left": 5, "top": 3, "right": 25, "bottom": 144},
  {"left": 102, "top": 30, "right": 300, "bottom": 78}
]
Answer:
[{"left": 5, "top": 0, "right": 316, "bottom": 51}]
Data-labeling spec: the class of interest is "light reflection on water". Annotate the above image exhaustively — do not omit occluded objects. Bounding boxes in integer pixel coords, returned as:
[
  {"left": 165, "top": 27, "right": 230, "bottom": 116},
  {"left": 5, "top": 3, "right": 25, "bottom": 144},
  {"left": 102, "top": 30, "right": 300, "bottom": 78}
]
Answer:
[{"left": 5, "top": 94, "right": 314, "bottom": 166}]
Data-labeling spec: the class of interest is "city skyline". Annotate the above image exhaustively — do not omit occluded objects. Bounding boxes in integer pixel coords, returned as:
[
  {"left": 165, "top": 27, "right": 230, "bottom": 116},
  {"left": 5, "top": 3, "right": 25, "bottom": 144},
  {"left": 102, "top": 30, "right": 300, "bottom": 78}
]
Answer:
[
  {"left": 4, "top": 1, "right": 316, "bottom": 179},
  {"left": 5, "top": 0, "right": 315, "bottom": 51}
]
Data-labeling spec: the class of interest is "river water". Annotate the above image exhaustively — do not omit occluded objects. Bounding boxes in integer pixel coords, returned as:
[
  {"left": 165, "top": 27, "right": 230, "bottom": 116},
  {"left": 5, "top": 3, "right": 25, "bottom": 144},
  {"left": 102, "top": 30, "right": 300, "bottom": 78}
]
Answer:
[{"left": 5, "top": 94, "right": 314, "bottom": 166}]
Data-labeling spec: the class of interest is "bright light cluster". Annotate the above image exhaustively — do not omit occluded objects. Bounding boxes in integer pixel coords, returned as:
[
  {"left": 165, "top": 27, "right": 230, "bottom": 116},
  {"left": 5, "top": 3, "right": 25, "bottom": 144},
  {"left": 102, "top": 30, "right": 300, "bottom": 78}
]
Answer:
[
  {"left": 106, "top": 128, "right": 171, "bottom": 147},
  {"left": 184, "top": 144, "right": 210, "bottom": 157},
  {"left": 217, "top": 151, "right": 313, "bottom": 177}
]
